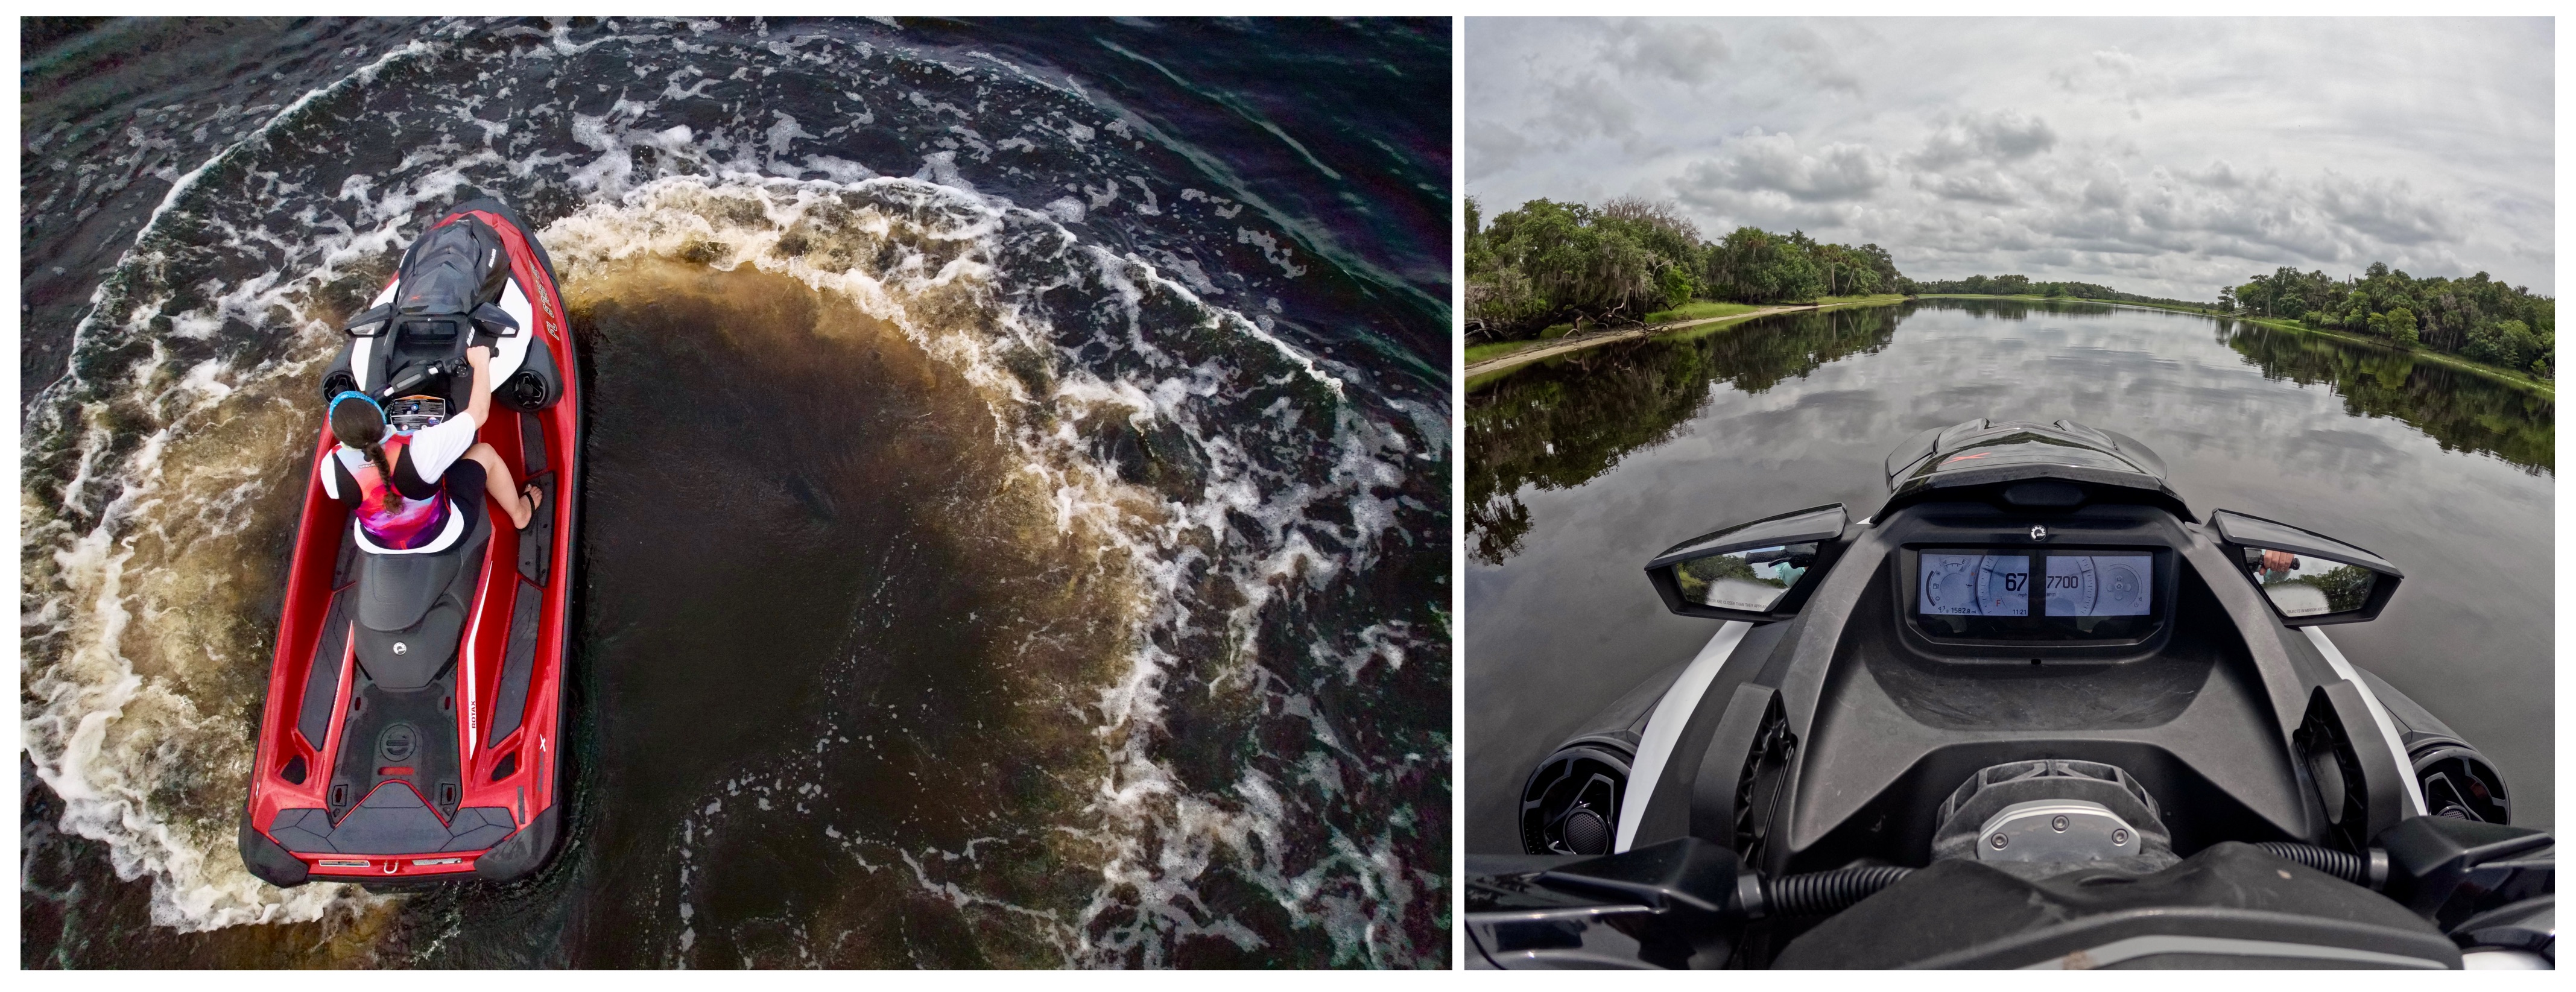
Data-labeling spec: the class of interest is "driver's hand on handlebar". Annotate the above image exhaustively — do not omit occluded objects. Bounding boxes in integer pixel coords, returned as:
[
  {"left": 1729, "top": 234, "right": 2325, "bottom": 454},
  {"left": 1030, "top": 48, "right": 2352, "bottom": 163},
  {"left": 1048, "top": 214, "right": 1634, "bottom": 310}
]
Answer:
[
  {"left": 466, "top": 344, "right": 492, "bottom": 367},
  {"left": 2259, "top": 549, "right": 2299, "bottom": 574}
]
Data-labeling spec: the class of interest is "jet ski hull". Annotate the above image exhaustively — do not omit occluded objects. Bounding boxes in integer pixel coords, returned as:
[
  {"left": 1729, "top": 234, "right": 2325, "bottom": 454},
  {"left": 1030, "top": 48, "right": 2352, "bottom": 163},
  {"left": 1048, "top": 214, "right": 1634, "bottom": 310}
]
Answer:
[{"left": 241, "top": 198, "right": 580, "bottom": 887}]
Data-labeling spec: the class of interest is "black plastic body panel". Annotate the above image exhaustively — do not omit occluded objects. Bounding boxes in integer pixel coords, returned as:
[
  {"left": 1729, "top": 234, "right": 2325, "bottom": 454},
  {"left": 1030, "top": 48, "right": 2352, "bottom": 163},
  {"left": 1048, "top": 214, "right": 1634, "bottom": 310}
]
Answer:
[
  {"left": 238, "top": 814, "right": 309, "bottom": 888},
  {"left": 1688, "top": 684, "right": 1782, "bottom": 850},
  {"left": 1580, "top": 494, "right": 2431, "bottom": 885},
  {"left": 470, "top": 797, "right": 563, "bottom": 883},
  {"left": 327, "top": 668, "right": 463, "bottom": 826},
  {"left": 1768, "top": 502, "right": 2323, "bottom": 875},
  {"left": 1774, "top": 842, "right": 2461, "bottom": 969},
  {"left": 1622, "top": 622, "right": 1796, "bottom": 851},
  {"left": 2378, "top": 815, "right": 2555, "bottom": 930}
]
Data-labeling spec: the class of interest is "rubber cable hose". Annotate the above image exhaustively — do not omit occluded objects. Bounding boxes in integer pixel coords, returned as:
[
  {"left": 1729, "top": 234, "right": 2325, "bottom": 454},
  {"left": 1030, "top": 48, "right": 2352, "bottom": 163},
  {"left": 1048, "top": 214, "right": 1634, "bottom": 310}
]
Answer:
[
  {"left": 2254, "top": 842, "right": 2370, "bottom": 885},
  {"left": 1763, "top": 865, "right": 1914, "bottom": 917}
]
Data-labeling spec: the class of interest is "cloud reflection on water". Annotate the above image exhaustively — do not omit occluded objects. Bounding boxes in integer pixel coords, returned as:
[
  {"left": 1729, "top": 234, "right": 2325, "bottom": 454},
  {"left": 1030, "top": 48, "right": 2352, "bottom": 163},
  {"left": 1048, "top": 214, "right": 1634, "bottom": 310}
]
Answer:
[{"left": 1463, "top": 299, "right": 2552, "bottom": 855}]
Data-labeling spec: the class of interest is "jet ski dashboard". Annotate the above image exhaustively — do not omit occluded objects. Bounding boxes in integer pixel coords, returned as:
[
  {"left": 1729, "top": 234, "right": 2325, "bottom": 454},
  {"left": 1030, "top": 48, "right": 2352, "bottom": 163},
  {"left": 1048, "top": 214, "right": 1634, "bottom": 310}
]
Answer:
[
  {"left": 1878, "top": 501, "right": 2183, "bottom": 660},
  {"left": 1489, "top": 419, "right": 2546, "bottom": 968}
]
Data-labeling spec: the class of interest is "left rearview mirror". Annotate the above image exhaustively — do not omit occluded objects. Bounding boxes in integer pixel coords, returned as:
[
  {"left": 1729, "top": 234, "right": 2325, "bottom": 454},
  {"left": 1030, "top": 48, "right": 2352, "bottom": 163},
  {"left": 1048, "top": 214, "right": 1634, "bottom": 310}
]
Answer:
[
  {"left": 343, "top": 303, "right": 394, "bottom": 338},
  {"left": 1645, "top": 504, "right": 1848, "bottom": 621},
  {"left": 2210, "top": 510, "right": 2403, "bottom": 626}
]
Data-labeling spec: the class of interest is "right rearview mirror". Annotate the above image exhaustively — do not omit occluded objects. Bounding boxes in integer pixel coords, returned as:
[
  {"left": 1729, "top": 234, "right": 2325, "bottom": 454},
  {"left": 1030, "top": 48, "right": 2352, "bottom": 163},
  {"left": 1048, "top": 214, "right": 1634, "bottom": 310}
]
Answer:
[
  {"left": 1645, "top": 504, "right": 1848, "bottom": 621},
  {"left": 2209, "top": 510, "right": 2403, "bottom": 626}
]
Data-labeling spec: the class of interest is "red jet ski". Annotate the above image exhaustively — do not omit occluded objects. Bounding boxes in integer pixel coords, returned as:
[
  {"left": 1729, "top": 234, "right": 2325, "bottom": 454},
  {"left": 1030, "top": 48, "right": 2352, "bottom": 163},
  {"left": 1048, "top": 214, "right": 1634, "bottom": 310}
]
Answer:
[{"left": 240, "top": 195, "right": 578, "bottom": 887}]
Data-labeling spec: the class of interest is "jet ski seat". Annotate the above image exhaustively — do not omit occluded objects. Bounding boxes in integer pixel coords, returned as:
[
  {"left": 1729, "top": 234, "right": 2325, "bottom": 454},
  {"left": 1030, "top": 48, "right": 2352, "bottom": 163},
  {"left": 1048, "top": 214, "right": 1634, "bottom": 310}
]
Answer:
[{"left": 351, "top": 508, "right": 491, "bottom": 690}]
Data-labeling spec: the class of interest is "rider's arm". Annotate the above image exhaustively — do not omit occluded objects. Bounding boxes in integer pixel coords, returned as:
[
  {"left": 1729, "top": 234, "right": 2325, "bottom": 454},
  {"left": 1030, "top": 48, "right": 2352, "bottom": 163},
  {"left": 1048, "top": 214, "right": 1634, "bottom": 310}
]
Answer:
[{"left": 464, "top": 345, "right": 495, "bottom": 430}]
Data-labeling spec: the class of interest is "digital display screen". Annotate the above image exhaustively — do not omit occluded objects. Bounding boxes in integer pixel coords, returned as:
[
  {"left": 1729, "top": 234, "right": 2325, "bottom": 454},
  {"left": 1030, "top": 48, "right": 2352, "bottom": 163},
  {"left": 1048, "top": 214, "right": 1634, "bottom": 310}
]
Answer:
[
  {"left": 2043, "top": 554, "right": 2153, "bottom": 617},
  {"left": 1911, "top": 545, "right": 2162, "bottom": 643},
  {"left": 1917, "top": 551, "right": 2030, "bottom": 616}
]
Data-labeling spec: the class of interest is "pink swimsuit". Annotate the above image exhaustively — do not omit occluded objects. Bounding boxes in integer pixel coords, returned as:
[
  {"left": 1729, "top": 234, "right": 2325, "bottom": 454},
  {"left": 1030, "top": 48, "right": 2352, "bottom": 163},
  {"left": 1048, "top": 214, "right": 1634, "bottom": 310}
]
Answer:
[{"left": 341, "top": 433, "right": 451, "bottom": 550}]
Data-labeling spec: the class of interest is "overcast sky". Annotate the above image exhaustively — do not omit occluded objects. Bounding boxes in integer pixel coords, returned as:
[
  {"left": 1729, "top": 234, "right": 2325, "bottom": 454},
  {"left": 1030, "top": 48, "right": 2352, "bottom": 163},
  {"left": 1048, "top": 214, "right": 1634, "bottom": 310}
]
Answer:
[{"left": 1467, "top": 17, "right": 2554, "bottom": 300}]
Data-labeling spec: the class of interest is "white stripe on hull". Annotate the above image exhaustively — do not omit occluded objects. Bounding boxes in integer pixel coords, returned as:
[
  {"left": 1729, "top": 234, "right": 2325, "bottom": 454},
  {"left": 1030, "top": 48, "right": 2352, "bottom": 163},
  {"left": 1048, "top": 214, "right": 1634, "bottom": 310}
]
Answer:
[{"left": 1615, "top": 620, "right": 1752, "bottom": 853}]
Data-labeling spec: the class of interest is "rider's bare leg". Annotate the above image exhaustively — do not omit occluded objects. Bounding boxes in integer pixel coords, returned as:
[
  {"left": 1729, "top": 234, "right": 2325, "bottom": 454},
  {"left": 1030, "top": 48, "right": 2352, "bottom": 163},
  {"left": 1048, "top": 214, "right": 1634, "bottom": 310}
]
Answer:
[{"left": 465, "top": 443, "right": 539, "bottom": 529}]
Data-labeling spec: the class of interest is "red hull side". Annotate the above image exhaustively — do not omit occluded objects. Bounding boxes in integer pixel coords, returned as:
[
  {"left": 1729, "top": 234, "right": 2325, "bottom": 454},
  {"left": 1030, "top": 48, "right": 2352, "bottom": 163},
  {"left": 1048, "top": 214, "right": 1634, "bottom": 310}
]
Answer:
[{"left": 243, "top": 206, "right": 580, "bottom": 885}]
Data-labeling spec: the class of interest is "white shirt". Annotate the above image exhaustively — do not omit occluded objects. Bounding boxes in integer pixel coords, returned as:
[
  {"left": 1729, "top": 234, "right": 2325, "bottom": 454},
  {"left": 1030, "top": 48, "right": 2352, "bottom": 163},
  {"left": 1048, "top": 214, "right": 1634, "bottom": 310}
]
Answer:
[{"left": 398, "top": 412, "right": 479, "bottom": 482}]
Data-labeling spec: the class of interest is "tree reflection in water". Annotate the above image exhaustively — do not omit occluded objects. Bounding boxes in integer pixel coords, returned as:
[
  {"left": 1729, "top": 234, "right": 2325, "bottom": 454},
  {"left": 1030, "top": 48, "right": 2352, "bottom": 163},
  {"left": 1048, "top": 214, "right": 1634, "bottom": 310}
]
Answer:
[
  {"left": 1464, "top": 299, "right": 2551, "bottom": 567},
  {"left": 2216, "top": 317, "right": 2552, "bottom": 474},
  {"left": 1465, "top": 305, "right": 1900, "bottom": 564}
]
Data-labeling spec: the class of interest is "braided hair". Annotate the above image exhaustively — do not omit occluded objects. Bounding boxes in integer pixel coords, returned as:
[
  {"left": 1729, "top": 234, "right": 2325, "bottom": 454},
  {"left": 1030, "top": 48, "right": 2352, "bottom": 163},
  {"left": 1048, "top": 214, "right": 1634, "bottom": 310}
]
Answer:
[{"left": 328, "top": 393, "right": 400, "bottom": 512}]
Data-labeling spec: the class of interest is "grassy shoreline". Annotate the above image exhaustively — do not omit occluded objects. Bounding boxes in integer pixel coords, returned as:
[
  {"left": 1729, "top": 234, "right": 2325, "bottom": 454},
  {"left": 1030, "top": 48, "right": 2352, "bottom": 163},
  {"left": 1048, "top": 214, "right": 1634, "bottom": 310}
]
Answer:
[
  {"left": 1917, "top": 294, "right": 2554, "bottom": 397},
  {"left": 1464, "top": 293, "right": 1908, "bottom": 388}
]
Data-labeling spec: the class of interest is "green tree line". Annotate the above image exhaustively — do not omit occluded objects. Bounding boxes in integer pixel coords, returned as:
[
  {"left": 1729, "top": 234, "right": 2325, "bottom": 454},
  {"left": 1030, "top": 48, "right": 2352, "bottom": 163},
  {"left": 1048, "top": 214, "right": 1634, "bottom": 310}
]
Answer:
[
  {"left": 1464, "top": 196, "right": 1902, "bottom": 340},
  {"left": 1901, "top": 274, "right": 2210, "bottom": 311},
  {"left": 1466, "top": 194, "right": 2554, "bottom": 381},
  {"left": 2223, "top": 263, "right": 2554, "bottom": 379}
]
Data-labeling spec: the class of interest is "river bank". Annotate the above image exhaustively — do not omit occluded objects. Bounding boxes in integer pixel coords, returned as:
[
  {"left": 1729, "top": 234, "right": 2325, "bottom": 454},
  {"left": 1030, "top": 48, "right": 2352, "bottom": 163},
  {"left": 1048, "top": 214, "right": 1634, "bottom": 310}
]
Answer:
[
  {"left": 1917, "top": 294, "right": 2554, "bottom": 397},
  {"left": 1464, "top": 293, "right": 1907, "bottom": 386}
]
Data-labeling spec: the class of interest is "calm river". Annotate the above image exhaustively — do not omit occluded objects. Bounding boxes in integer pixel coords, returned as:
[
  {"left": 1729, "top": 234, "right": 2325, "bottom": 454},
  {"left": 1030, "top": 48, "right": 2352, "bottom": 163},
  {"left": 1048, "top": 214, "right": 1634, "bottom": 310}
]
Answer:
[{"left": 1463, "top": 298, "right": 2553, "bottom": 853}]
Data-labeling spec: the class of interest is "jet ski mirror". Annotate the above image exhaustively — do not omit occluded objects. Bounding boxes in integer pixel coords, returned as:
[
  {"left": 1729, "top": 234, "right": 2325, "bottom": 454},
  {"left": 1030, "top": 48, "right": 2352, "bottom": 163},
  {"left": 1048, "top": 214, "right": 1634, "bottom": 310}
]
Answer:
[
  {"left": 343, "top": 303, "right": 395, "bottom": 338},
  {"left": 2210, "top": 510, "right": 2403, "bottom": 626},
  {"left": 1645, "top": 504, "right": 1847, "bottom": 621},
  {"left": 469, "top": 302, "right": 519, "bottom": 336}
]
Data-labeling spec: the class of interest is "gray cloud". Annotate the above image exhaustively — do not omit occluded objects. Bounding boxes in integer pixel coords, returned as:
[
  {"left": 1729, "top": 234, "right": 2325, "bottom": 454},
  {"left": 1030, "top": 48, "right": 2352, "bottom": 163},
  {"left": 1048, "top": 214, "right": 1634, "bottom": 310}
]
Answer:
[
  {"left": 1681, "top": 130, "right": 1888, "bottom": 203},
  {"left": 1531, "top": 71, "right": 1641, "bottom": 147},
  {"left": 1467, "top": 17, "right": 2553, "bottom": 298},
  {"left": 2313, "top": 172, "right": 2456, "bottom": 246},
  {"left": 1916, "top": 169, "right": 2022, "bottom": 205},
  {"left": 1775, "top": 24, "right": 1862, "bottom": 95},
  {"left": 1604, "top": 19, "right": 1730, "bottom": 84},
  {"left": 1907, "top": 110, "right": 2058, "bottom": 169}
]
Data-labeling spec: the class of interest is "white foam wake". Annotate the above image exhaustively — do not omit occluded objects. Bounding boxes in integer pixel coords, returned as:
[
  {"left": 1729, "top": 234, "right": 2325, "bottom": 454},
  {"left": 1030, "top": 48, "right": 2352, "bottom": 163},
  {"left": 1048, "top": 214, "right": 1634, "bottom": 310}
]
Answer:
[
  {"left": 541, "top": 172, "right": 1432, "bottom": 965},
  {"left": 20, "top": 43, "right": 487, "bottom": 933}
]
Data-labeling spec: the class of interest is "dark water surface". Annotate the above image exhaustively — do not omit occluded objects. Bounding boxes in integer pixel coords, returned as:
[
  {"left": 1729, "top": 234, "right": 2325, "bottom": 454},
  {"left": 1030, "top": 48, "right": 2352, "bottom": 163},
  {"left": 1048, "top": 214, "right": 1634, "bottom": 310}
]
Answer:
[
  {"left": 23, "top": 17, "right": 1449, "bottom": 968},
  {"left": 1464, "top": 299, "right": 2552, "bottom": 854}
]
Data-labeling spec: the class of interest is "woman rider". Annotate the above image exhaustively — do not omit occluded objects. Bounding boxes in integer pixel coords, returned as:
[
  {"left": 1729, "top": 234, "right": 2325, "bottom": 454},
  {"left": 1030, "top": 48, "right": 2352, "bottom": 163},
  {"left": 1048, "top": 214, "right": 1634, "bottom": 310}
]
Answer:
[{"left": 323, "top": 344, "right": 537, "bottom": 552}]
